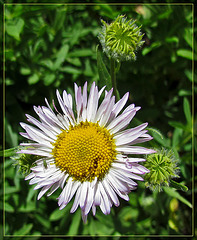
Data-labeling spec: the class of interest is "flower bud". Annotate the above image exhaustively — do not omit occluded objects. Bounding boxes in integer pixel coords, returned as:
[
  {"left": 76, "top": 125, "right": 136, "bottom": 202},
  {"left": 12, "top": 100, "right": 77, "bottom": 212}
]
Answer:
[
  {"left": 98, "top": 15, "right": 144, "bottom": 62},
  {"left": 13, "top": 147, "right": 40, "bottom": 175},
  {"left": 143, "top": 148, "right": 180, "bottom": 191}
]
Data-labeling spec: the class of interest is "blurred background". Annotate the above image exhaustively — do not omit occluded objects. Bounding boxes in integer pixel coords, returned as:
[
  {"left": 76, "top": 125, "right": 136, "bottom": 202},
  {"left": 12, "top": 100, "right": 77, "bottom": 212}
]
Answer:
[{"left": 1, "top": 1, "right": 196, "bottom": 238}]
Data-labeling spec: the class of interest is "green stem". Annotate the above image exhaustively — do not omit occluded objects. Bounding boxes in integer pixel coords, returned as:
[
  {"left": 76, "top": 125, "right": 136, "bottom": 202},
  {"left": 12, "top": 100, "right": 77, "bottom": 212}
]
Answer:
[
  {"left": 110, "top": 58, "right": 119, "bottom": 101},
  {"left": 0, "top": 147, "right": 18, "bottom": 157}
]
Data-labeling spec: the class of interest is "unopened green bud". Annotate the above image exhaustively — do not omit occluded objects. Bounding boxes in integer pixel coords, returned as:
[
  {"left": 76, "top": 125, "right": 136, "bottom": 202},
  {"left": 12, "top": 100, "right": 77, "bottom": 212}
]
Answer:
[
  {"left": 98, "top": 15, "right": 144, "bottom": 62},
  {"left": 12, "top": 147, "right": 40, "bottom": 175},
  {"left": 143, "top": 148, "right": 180, "bottom": 192}
]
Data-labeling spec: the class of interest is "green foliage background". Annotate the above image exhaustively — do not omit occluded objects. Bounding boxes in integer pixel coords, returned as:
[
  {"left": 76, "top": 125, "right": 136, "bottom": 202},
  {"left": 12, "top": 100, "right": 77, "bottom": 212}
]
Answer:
[{"left": 1, "top": 2, "right": 196, "bottom": 238}]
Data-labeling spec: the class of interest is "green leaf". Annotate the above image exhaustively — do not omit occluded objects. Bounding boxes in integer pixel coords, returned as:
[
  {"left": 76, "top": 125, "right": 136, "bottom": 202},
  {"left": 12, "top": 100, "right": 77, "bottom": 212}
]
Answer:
[
  {"left": 20, "top": 67, "right": 31, "bottom": 75},
  {"left": 184, "top": 69, "right": 193, "bottom": 82},
  {"left": 184, "top": 28, "right": 193, "bottom": 48},
  {"left": 61, "top": 66, "right": 82, "bottom": 75},
  {"left": 163, "top": 187, "right": 192, "bottom": 208},
  {"left": 4, "top": 202, "right": 15, "bottom": 212},
  {"left": 14, "top": 223, "right": 33, "bottom": 235},
  {"left": 43, "top": 73, "right": 56, "bottom": 86},
  {"left": 172, "top": 128, "right": 182, "bottom": 147},
  {"left": 88, "top": 218, "right": 97, "bottom": 236},
  {"left": 5, "top": 186, "right": 19, "bottom": 195},
  {"left": 40, "top": 59, "right": 54, "bottom": 70},
  {"left": 147, "top": 127, "right": 163, "bottom": 139},
  {"left": 95, "top": 211, "right": 114, "bottom": 229},
  {"left": 68, "top": 49, "right": 93, "bottom": 58},
  {"left": 6, "top": 18, "right": 24, "bottom": 41},
  {"left": 5, "top": 118, "right": 18, "bottom": 147},
  {"left": 142, "top": 41, "right": 162, "bottom": 56},
  {"left": 84, "top": 58, "right": 94, "bottom": 77},
  {"left": 66, "top": 57, "right": 81, "bottom": 67},
  {"left": 165, "top": 36, "right": 179, "bottom": 44},
  {"left": 49, "top": 207, "right": 68, "bottom": 221},
  {"left": 67, "top": 210, "right": 81, "bottom": 235},
  {"left": 26, "top": 185, "right": 36, "bottom": 202},
  {"left": 150, "top": 129, "right": 170, "bottom": 147},
  {"left": 177, "top": 49, "right": 194, "bottom": 60},
  {"left": 118, "top": 206, "right": 138, "bottom": 227},
  {"left": 183, "top": 98, "right": 192, "bottom": 126},
  {"left": 170, "top": 180, "right": 188, "bottom": 192},
  {"left": 168, "top": 121, "right": 187, "bottom": 130},
  {"left": 28, "top": 73, "right": 39, "bottom": 85},
  {"left": 96, "top": 47, "right": 112, "bottom": 90},
  {"left": 54, "top": 44, "right": 69, "bottom": 70},
  {"left": 53, "top": 6, "right": 67, "bottom": 32},
  {"left": 35, "top": 214, "right": 51, "bottom": 229},
  {"left": 18, "top": 201, "right": 36, "bottom": 212},
  {"left": 178, "top": 89, "right": 191, "bottom": 96}
]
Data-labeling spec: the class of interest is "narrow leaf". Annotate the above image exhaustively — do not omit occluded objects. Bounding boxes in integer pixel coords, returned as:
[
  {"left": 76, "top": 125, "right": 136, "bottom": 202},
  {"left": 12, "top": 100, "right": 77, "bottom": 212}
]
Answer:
[
  {"left": 164, "top": 187, "right": 192, "bottom": 208},
  {"left": 177, "top": 49, "right": 194, "bottom": 60},
  {"left": 67, "top": 210, "right": 81, "bottom": 235},
  {"left": 170, "top": 180, "right": 188, "bottom": 192},
  {"left": 14, "top": 223, "right": 33, "bottom": 235},
  {"left": 96, "top": 46, "right": 112, "bottom": 90},
  {"left": 183, "top": 98, "right": 192, "bottom": 126}
]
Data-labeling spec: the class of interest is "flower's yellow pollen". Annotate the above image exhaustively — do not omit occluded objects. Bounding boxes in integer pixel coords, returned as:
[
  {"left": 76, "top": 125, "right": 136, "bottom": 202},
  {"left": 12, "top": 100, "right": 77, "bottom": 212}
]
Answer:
[{"left": 52, "top": 121, "right": 117, "bottom": 182}]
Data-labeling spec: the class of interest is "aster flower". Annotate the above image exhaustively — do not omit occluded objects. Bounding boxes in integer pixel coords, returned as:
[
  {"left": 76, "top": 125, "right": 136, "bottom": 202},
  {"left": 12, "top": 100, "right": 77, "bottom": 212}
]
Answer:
[{"left": 18, "top": 82, "right": 154, "bottom": 223}]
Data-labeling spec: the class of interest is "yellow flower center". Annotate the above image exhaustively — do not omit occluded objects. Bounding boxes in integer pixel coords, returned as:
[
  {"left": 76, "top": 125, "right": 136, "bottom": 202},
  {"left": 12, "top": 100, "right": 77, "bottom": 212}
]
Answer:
[{"left": 52, "top": 121, "right": 117, "bottom": 182}]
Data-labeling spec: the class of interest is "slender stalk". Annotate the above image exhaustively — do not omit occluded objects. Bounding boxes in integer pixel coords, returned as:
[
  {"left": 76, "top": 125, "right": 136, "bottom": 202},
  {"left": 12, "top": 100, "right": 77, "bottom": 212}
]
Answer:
[{"left": 110, "top": 58, "right": 119, "bottom": 100}]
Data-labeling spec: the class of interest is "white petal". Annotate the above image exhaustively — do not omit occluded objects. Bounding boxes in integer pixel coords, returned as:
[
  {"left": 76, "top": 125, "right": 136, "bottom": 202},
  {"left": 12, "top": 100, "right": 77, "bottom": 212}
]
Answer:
[
  {"left": 21, "top": 149, "right": 51, "bottom": 157},
  {"left": 131, "top": 163, "right": 150, "bottom": 174},
  {"left": 67, "top": 94, "right": 73, "bottom": 109},
  {"left": 114, "top": 123, "right": 148, "bottom": 139},
  {"left": 37, "top": 184, "right": 53, "bottom": 200},
  {"left": 70, "top": 185, "right": 81, "bottom": 213},
  {"left": 95, "top": 88, "right": 113, "bottom": 122},
  {"left": 116, "top": 146, "right": 155, "bottom": 155},
  {"left": 98, "top": 85, "right": 106, "bottom": 98},
  {"left": 107, "top": 110, "right": 137, "bottom": 134},
  {"left": 109, "top": 92, "right": 129, "bottom": 121},
  {"left": 115, "top": 130, "right": 147, "bottom": 146},
  {"left": 81, "top": 210, "right": 88, "bottom": 223},
  {"left": 99, "top": 96, "right": 115, "bottom": 127},
  {"left": 67, "top": 181, "right": 81, "bottom": 203},
  {"left": 79, "top": 182, "right": 88, "bottom": 209},
  {"left": 106, "top": 175, "right": 129, "bottom": 201},
  {"left": 60, "top": 173, "right": 69, "bottom": 189},
  {"left": 94, "top": 183, "right": 101, "bottom": 206},
  {"left": 92, "top": 205, "right": 96, "bottom": 216},
  {"left": 20, "top": 123, "right": 54, "bottom": 143},
  {"left": 58, "top": 178, "right": 72, "bottom": 206},
  {"left": 110, "top": 168, "right": 137, "bottom": 186},
  {"left": 56, "top": 89, "right": 75, "bottom": 124},
  {"left": 125, "top": 157, "right": 146, "bottom": 163},
  {"left": 87, "top": 82, "right": 99, "bottom": 122},
  {"left": 84, "top": 182, "right": 94, "bottom": 215},
  {"left": 99, "top": 182, "right": 111, "bottom": 214},
  {"left": 111, "top": 163, "right": 144, "bottom": 181},
  {"left": 102, "top": 179, "right": 119, "bottom": 206},
  {"left": 25, "top": 172, "right": 35, "bottom": 180},
  {"left": 81, "top": 82, "right": 88, "bottom": 121},
  {"left": 47, "top": 182, "right": 60, "bottom": 196},
  {"left": 107, "top": 173, "right": 129, "bottom": 193},
  {"left": 26, "top": 115, "right": 58, "bottom": 139},
  {"left": 63, "top": 90, "right": 75, "bottom": 117}
]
